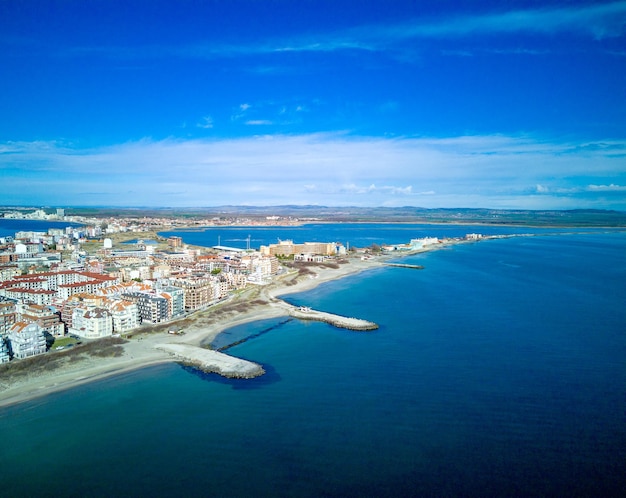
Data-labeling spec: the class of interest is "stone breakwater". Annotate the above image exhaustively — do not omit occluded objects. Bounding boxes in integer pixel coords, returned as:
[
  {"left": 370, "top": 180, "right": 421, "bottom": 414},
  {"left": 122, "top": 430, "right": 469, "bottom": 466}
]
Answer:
[
  {"left": 287, "top": 306, "right": 379, "bottom": 331},
  {"left": 155, "top": 344, "right": 265, "bottom": 379}
]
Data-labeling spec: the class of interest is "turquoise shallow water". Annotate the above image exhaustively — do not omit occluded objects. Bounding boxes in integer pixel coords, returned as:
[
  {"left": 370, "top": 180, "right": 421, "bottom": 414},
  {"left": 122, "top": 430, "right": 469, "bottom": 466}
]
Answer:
[{"left": 1, "top": 230, "right": 625, "bottom": 497}]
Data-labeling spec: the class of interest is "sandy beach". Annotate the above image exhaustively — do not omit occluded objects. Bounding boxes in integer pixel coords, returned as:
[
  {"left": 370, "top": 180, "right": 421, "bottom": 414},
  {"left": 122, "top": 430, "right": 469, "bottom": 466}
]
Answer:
[{"left": 0, "top": 254, "right": 391, "bottom": 409}]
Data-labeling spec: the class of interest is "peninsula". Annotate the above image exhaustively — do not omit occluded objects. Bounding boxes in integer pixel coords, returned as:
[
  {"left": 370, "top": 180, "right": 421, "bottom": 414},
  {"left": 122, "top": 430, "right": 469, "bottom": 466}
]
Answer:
[
  {"left": 0, "top": 247, "right": 395, "bottom": 408},
  {"left": 3, "top": 205, "right": 619, "bottom": 409}
]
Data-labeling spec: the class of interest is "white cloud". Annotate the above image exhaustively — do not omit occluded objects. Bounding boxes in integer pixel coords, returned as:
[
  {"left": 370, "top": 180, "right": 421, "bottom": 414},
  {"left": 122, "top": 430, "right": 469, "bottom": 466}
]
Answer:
[
  {"left": 381, "top": 2, "right": 626, "bottom": 40},
  {"left": 536, "top": 184, "right": 550, "bottom": 193},
  {"left": 338, "top": 184, "right": 413, "bottom": 195},
  {"left": 197, "top": 116, "right": 214, "bottom": 129},
  {"left": 62, "top": 3, "right": 626, "bottom": 64},
  {"left": 1, "top": 133, "right": 625, "bottom": 209},
  {"left": 587, "top": 183, "right": 626, "bottom": 191},
  {"left": 245, "top": 120, "right": 273, "bottom": 126}
]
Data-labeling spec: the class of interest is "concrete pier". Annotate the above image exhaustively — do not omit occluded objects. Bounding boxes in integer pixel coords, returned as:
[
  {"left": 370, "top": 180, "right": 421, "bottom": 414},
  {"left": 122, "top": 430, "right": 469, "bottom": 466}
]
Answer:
[
  {"left": 155, "top": 344, "right": 265, "bottom": 379},
  {"left": 382, "top": 262, "right": 424, "bottom": 270},
  {"left": 287, "top": 305, "right": 378, "bottom": 331}
]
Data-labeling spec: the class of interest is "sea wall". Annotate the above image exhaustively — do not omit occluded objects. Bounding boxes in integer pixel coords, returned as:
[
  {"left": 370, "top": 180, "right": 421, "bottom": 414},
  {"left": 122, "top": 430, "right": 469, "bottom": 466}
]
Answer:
[
  {"left": 155, "top": 344, "right": 264, "bottom": 379},
  {"left": 288, "top": 306, "right": 378, "bottom": 331}
]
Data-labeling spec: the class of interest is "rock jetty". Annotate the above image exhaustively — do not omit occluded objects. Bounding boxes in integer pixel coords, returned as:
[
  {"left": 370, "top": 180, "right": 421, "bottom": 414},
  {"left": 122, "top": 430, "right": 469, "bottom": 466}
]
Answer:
[
  {"left": 155, "top": 344, "right": 265, "bottom": 379},
  {"left": 288, "top": 306, "right": 378, "bottom": 331}
]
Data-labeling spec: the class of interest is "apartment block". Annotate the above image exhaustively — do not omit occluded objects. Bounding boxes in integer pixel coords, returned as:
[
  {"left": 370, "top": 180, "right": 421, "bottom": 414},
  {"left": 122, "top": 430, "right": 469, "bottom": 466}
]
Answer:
[
  {"left": 18, "top": 303, "right": 65, "bottom": 337},
  {"left": 0, "top": 337, "right": 10, "bottom": 363},
  {"left": 71, "top": 307, "right": 114, "bottom": 339},
  {"left": 7, "top": 322, "right": 47, "bottom": 359},
  {"left": 122, "top": 292, "right": 169, "bottom": 323},
  {"left": 0, "top": 298, "right": 17, "bottom": 336},
  {"left": 108, "top": 300, "right": 140, "bottom": 334},
  {"left": 169, "top": 279, "right": 213, "bottom": 311},
  {"left": 260, "top": 240, "right": 344, "bottom": 257}
]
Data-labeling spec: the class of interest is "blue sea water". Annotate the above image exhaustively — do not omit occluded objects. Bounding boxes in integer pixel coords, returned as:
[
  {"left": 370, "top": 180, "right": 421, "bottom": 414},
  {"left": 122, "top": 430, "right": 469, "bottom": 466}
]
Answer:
[
  {"left": 1, "top": 228, "right": 625, "bottom": 497},
  {"left": 0, "top": 219, "right": 83, "bottom": 238},
  {"left": 161, "top": 222, "right": 601, "bottom": 250}
]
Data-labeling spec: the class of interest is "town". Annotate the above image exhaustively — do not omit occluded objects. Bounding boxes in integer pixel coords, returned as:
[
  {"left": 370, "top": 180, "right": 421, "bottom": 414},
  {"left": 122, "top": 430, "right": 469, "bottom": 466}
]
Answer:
[
  {"left": 0, "top": 208, "right": 485, "bottom": 364},
  {"left": 0, "top": 209, "right": 351, "bottom": 362}
]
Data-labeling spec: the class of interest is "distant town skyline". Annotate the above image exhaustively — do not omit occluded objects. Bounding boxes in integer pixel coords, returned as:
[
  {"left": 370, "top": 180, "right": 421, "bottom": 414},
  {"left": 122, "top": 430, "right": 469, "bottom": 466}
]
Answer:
[{"left": 1, "top": 1, "right": 625, "bottom": 209}]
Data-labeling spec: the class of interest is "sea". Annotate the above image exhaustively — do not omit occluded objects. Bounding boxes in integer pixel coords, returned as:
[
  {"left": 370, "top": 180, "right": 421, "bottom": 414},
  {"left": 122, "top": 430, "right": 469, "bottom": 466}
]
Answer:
[
  {"left": 0, "top": 218, "right": 83, "bottom": 238},
  {"left": 1, "top": 221, "right": 625, "bottom": 497}
]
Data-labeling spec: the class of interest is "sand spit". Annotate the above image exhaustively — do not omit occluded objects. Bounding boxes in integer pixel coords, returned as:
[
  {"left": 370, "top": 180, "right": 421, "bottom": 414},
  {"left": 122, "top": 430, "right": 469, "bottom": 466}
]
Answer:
[{"left": 155, "top": 344, "right": 264, "bottom": 379}]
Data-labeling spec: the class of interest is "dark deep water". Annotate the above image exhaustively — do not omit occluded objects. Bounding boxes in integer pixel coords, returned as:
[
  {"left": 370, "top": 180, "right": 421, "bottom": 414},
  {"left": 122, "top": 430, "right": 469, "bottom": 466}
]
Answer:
[{"left": 1, "top": 229, "right": 625, "bottom": 497}]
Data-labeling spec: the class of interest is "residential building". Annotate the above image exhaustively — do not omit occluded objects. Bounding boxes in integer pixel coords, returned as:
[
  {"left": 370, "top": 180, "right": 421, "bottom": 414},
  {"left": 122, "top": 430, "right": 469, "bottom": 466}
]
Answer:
[
  {"left": 260, "top": 240, "right": 344, "bottom": 257},
  {"left": 159, "top": 287, "right": 185, "bottom": 318},
  {"left": 18, "top": 303, "right": 65, "bottom": 337},
  {"left": 71, "top": 307, "right": 113, "bottom": 339},
  {"left": 122, "top": 292, "right": 169, "bottom": 323},
  {"left": 0, "top": 298, "right": 17, "bottom": 336},
  {"left": 0, "top": 287, "right": 55, "bottom": 305},
  {"left": 170, "top": 278, "right": 213, "bottom": 311},
  {"left": 0, "top": 337, "right": 10, "bottom": 363},
  {"left": 167, "top": 236, "right": 183, "bottom": 249},
  {"left": 7, "top": 322, "right": 47, "bottom": 359},
  {"left": 108, "top": 300, "right": 140, "bottom": 334}
]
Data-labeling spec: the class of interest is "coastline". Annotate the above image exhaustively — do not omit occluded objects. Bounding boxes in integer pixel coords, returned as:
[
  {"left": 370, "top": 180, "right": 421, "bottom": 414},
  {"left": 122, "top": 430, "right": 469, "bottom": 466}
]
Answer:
[
  {"left": 0, "top": 230, "right": 606, "bottom": 409},
  {"left": 0, "top": 252, "right": 391, "bottom": 409}
]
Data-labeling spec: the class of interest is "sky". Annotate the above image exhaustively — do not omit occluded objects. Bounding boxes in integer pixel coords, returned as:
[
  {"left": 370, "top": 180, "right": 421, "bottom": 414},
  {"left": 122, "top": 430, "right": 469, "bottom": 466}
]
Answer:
[{"left": 1, "top": 0, "right": 625, "bottom": 209}]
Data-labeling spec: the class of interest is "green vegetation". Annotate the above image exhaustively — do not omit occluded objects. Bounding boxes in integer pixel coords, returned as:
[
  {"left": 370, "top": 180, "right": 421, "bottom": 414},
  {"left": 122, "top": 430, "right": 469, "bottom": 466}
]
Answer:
[{"left": 52, "top": 336, "right": 80, "bottom": 349}]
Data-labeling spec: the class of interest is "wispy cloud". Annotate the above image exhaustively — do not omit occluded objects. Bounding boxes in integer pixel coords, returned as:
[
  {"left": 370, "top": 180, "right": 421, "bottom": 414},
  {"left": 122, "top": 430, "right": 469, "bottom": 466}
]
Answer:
[
  {"left": 245, "top": 120, "right": 273, "bottom": 126},
  {"left": 57, "top": 3, "right": 626, "bottom": 62},
  {"left": 1, "top": 134, "right": 625, "bottom": 208},
  {"left": 196, "top": 116, "right": 214, "bottom": 129},
  {"left": 339, "top": 184, "right": 413, "bottom": 195},
  {"left": 371, "top": 2, "right": 626, "bottom": 41},
  {"left": 230, "top": 99, "right": 311, "bottom": 126},
  {"left": 587, "top": 183, "right": 626, "bottom": 192}
]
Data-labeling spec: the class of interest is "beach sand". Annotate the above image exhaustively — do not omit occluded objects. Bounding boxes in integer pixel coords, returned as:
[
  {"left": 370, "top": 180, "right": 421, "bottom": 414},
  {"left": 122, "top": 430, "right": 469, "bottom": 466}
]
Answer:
[{"left": 0, "top": 254, "right": 389, "bottom": 409}]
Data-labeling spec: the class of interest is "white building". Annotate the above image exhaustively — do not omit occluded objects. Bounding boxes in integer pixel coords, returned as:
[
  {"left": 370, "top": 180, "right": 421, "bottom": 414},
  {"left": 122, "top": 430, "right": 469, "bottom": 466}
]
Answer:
[
  {"left": 409, "top": 237, "right": 440, "bottom": 249},
  {"left": 0, "top": 338, "right": 10, "bottom": 363},
  {"left": 108, "top": 300, "right": 140, "bottom": 334},
  {"left": 7, "top": 322, "right": 47, "bottom": 359},
  {"left": 71, "top": 307, "right": 113, "bottom": 339}
]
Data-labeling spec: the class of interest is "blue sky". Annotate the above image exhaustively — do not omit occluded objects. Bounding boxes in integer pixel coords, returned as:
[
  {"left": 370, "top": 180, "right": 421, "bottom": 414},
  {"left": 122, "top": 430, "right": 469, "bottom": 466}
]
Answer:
[{"left": 1, "top": 0, "right": 625, "bottom": 209}]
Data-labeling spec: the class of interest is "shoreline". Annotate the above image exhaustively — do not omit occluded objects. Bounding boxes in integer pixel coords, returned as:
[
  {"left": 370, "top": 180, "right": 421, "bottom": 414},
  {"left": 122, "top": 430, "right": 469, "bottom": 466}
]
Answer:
[
  {"left": 0, "top": 232, "right": 577, "bottom": 409},
  {"left": 0, "top": 251, "right": 393, "bottom": 409}
]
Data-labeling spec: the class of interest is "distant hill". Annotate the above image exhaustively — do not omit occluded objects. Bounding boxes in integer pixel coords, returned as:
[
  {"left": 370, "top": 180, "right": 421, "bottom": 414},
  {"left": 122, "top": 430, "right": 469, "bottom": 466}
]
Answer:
[{"left": 3, "top": 206, "right": 626, "bottom": 227}]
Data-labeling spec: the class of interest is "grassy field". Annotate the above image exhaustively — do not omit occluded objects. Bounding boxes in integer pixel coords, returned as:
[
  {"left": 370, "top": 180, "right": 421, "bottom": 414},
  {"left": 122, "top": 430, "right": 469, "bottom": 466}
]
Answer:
[{"left": 51, "top": 336, "right": 80, "bottom": 349}]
